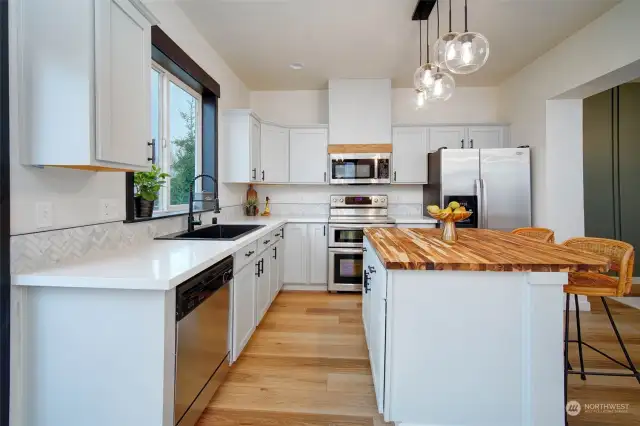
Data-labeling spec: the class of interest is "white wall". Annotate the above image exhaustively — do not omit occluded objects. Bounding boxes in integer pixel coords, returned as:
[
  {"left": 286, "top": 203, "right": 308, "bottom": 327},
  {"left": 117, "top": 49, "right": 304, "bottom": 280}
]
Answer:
[
  {"left": 498, "top": 0, "right": 640, "bottom": 238},
  {"left": 250, "top": 87, "right": 499, "bottom": 125},
  {"left": 9, "top": 1, "right": 250, "bottom": 235}
]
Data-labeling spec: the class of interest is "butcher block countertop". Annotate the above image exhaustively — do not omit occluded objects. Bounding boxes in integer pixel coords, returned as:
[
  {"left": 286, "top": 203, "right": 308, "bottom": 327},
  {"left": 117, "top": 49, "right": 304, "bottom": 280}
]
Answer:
[{"left": 363, "top": 228, "right": 610, "bottom": 272}]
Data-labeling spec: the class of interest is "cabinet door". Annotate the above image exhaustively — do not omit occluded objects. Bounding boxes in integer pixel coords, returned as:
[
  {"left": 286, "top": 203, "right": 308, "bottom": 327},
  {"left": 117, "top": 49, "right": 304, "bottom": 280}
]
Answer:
[
  {"left": 261, "top": 124, "right": 289, "bottom": 183},
  {"left": 270, "top": 244, "right": 279, "bottom": 301},
  {"left": 467, "top": 127, "right": 504, "bottom": 149},
  {"left": 95, "top": 0, "right": 151, "bottom": 167},
  {"left": 392, "top": 127, "right": 429, "bottom": 183},
  {"left": 256, "top": 255, "right": 271, "bottom": 324},
  {"left": 429, "top": 127, "right": 466, "bottom": 151},
  {"left": 283, "top": 224, "right": 308, "bottom": 283},
  {"left": 278, "top": 241, "right": 285, "bottom": 292},
  {"left": 290, "top": 129, "right": 329, "bottom": 183},
  {"left": 232, "top": 263, "right": 256, "bottom": 362},
  {"left": 250, "top": 116, "right": 261, "bottom": 182},
  {"left": 308, "top": 224, "right": 328, "bottom": 285}
]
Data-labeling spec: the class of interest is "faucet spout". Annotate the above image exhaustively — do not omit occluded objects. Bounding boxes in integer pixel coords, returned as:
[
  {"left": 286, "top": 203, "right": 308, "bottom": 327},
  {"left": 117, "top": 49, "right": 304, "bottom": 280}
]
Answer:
[{"left": 187, "top": 174, "right": 220, "bottom": 232}]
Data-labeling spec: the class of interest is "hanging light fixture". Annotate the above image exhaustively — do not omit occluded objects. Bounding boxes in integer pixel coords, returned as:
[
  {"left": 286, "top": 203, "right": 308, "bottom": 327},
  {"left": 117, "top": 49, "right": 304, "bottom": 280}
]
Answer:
[
  {"left": 413, "top": 19, "right": 437, "bottom": 93},
  {"left": 426, "top": 0, "right": 455, "bottom": 102},
  {"left": 445, "top": 0, "right": 490, "bottom": 74},
  {"left": 433, "top": 0, "right": 458, "bottom": 69}
]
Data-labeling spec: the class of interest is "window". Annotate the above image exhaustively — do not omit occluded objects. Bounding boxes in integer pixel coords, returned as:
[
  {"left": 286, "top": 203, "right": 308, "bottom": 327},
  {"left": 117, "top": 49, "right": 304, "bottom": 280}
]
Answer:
[{"left": 150, "top": 62, "right": 202, "bottom": 211}]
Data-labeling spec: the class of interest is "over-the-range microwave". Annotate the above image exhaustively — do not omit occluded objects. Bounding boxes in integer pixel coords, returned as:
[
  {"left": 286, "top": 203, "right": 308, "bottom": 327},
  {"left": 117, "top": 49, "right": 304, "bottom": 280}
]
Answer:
[{"left": 329, "top": 153, "right": 391, "bottom": 185}]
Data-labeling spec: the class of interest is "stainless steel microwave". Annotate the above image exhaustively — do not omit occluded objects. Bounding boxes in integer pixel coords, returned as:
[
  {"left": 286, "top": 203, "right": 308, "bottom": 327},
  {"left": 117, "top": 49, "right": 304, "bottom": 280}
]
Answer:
[{"left": 329, "top": 153, "right": 391, "bottom": 185}]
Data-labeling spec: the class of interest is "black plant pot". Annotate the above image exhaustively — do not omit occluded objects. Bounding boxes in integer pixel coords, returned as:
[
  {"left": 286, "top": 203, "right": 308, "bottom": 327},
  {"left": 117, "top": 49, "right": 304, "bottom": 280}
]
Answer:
[{"left": 135, "top": 196, "right": 155, "bottom": 218}]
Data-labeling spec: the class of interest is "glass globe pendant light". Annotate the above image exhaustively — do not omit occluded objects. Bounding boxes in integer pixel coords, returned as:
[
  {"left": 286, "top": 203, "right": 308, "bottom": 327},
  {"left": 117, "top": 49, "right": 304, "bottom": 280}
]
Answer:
[
  {"left": 433, "top": 0, "right": 458, "bottom": 69},
  {"left": 413, "top": 19, "right": 437, "bottom": 93},
  {"left": 426, "top": 0, "right": 455, "bottom": 102},
  {"left": 445, "top": 0, "right": 490, "bottom": 75},
  {"left": 415, "top": 89, "right": 426, "bottom": 109}
]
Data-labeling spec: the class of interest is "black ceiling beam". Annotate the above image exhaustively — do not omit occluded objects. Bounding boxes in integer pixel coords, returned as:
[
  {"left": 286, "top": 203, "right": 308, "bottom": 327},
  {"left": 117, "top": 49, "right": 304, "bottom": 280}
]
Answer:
[{"left": 412, "top": 0, "right": 437, "bottom": 21}]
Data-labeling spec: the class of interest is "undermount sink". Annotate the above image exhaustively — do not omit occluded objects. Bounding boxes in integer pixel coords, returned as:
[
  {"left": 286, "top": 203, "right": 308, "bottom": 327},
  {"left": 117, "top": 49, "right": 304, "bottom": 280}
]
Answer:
[{"left": 155, "top": 224, "right": 265, "bottom": 241}]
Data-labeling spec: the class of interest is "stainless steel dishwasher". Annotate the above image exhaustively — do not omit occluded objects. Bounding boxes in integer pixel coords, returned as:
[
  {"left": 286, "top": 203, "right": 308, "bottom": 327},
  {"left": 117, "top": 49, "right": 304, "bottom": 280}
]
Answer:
[{"left": 174, "top": 256, "right": 233, "bottom": 426}]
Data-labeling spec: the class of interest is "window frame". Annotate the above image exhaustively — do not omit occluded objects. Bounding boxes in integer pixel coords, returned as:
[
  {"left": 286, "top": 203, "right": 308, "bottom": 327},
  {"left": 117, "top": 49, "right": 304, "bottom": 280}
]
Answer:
[{"left": 151, "top": 61, "right": 203, "bottom": 212}]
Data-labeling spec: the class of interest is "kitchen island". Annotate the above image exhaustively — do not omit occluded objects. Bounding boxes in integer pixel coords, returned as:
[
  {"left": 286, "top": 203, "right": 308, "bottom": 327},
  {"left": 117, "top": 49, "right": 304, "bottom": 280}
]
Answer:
[{"left": 362, "top": 228, "right": 609, "bottom": 426}]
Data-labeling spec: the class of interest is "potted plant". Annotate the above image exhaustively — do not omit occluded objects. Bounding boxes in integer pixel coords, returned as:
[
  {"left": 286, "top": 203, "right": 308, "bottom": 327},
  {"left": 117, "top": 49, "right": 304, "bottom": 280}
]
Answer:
[
  {"left": 133, "top": 165, "right": 170, "bottom": 218},
  {"left": 244, "top": 198, "right": 259, "bottom": 216}
]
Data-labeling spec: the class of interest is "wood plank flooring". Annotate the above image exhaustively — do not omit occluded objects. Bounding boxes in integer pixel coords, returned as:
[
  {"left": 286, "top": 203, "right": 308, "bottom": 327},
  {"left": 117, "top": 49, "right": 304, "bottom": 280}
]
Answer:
[{"left": 199, "top": 291, "right": 639, "bottom": 426}]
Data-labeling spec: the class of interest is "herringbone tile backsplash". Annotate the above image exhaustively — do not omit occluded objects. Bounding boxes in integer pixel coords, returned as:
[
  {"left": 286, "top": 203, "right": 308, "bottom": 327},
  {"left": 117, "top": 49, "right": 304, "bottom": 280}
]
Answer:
[{"left": 10, "top": 206, "right": 242, "bottom": 274}]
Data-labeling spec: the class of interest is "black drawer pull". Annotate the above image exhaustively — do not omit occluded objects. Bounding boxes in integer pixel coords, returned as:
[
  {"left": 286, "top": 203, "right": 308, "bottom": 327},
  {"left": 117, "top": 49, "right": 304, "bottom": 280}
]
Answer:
[{"left": 245, "top": 250, "right": 255, "bottom": 257}]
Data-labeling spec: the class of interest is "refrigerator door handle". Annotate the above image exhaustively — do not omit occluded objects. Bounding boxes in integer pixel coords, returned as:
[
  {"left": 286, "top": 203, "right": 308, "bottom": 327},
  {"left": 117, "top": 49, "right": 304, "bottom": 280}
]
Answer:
[
  {"left": 474, "top": 179, "right": 482, "bottom": 228},
  {"left": 481, "top": 178, "right": 488, "bottom": 228}
]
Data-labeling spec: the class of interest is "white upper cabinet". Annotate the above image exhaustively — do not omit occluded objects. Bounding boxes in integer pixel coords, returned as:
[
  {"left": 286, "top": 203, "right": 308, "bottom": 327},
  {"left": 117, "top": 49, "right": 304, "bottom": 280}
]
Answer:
[
  {"left": 260, "top": 123, "right": 289, "bottom": 183},
  {"left": 392, "top": 127, "right": 429, "bottom": 183},
  {"left": 466, "top": 126, "right": 505, "bottom": 149},
  {"left": 429, "top": 127, "right": 467, "bottom": 151},
  {"left": 308, "top": 224, "right": 328, "bottom": 285},
  {"left": 17, "top": 0, "right": 155, "bottom": 171},
  {"left": 289, "top": 128, "right": 328, "bottom": 184},
  {"left": 329, "top": 79, "right": 392, "bottom": 145},
  {"left": 223, "top": 110, "right": 262, "bottom": 182}
]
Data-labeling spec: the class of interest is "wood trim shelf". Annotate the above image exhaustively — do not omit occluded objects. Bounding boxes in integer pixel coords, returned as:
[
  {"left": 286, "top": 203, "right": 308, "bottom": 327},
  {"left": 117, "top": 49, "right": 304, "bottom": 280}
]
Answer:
[
  {"left": 327, "top": 144, "right": 392, "bottom": 154},
  {"left": 49, "top": 165, "right": 135, "bottom": 172}
]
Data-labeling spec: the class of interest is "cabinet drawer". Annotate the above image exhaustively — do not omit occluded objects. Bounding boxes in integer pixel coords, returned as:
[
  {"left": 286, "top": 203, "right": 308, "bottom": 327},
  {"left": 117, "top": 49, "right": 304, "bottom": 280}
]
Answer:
[
  {"left": 258, "top": 234, "right": 275, "bottom": 253},
  {"left": 235, "top": 241, "right": 258, "bottom": 272}
]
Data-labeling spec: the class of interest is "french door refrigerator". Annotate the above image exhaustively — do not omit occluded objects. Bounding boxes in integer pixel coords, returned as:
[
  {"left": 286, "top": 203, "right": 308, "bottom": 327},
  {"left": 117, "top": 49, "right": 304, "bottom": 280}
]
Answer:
[{"left": 423, "top": 148, "right": 531, "bottom": 231}]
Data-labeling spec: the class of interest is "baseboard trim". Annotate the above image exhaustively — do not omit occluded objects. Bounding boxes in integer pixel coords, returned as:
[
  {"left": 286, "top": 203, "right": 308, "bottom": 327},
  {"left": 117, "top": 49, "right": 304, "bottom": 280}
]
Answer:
[{"left": 282, "top": 283, "right": 328, "bottom": 292}]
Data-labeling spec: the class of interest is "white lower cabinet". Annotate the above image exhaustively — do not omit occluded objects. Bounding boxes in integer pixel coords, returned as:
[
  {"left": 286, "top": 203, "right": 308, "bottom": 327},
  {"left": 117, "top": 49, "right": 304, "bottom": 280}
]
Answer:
[
  {"left": 283, "top": 223, "right": 329, "bottom": 288},
  {"left": 232, "top": 261, "right": 256, "bottom": 363},
  {"left": 255, "top": 252, "right": 271, "bottom": 324},
  {"left": 269, "top": 243, "right": 279, "bottom": 302},
  {"left": 363, "top": 238, "right": 387, "bottom": 414}
]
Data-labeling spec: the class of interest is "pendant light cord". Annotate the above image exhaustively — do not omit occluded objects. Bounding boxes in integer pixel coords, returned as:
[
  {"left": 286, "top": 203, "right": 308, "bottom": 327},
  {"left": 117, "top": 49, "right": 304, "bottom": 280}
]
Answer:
[
  {"left": 426, "top": 19, "right": 430, "bottom": 62},
  {"left": 449, "top": 0, "right": 452, "bottom": 32},
  {"left": 436, "top": 0, "right": 440, "bottom": 38},
  {"left": 464, "top": 0, "right": 468, "bottom": 32},
  {"left": 419, "top": 20, "right": 422, "bottom": 66}
]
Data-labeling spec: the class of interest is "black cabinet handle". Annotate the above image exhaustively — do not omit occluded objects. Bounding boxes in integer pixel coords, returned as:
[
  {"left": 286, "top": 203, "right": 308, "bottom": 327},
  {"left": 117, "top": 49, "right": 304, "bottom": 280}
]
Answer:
[
  {"left": 281, "top": 228, "right": 285, "bottom": 239},
  {"left": 245, "top": 250, "right": 254, "bottom": 257},
  {"left": 255, "top": 261, "right": 260, "bottom": 277},
  {"left": 363, "top": 247, "right": 367, "bottom": 252},
  {"left": 394, "top": 171, "right": 397, "bottom": 182},
  {"left": 274, "top": 233, "right": 281, "bottom": 237},
  {"left": 263, "top": 239, "right": 270, "bottom": 245},
  {"left": 323, "top": 225, "right": 326, "bottom": 236},
  {"left": 147, "top": 139, "right": 155, "bottom": 163},
  {"left": 364, "top": 271, "right": 371, "bottom": 293},
  {"left": 262, "top": 170, "right": 265, "bottom": 181},
  {"left": 368, "top": 265, "right": 376, "bottom": 274},
  {"left": 324, "top": 171, "right": 327, "bottom": 182},
  {"left": 252, "top": 168, "right": 256, "bottom": 179},
  {"left": 470, "top": 139, "right": 474, "bottom": 149},
  {"left": 273, "top": 246, "right": 277, "bottom": 260},
  {"left": 460, "top": 139, "right": 464, "bottom": 149},
  {"left": 260, "top": 258, "right": 264, "bottom": 274}
]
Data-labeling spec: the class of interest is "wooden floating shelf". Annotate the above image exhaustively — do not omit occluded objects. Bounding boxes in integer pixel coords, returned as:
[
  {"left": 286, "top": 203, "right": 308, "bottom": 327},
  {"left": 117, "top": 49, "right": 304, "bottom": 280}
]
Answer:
[{"left": 327, "top": 144, "right": 393, "bottom": 154}]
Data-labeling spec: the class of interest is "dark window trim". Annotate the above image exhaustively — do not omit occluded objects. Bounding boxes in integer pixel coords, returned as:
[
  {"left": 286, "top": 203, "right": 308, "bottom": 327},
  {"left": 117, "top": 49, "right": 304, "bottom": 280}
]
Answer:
[
  {"left": 1, "top": 1, "right": 11, "bottom": 425},
  {"left": 126, "top": 26, "right": 220, "bottom": 222}
]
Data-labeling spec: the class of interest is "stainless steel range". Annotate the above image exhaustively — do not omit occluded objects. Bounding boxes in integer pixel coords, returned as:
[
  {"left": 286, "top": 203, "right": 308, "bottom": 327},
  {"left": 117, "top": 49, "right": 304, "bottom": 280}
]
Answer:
[{"left": 328, "top": 195, "right": 394, "bottom": 292}]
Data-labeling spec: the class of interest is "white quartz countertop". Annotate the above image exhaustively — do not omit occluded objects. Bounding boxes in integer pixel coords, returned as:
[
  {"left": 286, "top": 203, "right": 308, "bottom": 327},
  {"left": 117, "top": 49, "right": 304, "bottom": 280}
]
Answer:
[
  {"left": 390, "top": 215, "right": 438, "bottom": 224},
  {"left": 11, "top": 217, "right": 292, "bottom": 291}
]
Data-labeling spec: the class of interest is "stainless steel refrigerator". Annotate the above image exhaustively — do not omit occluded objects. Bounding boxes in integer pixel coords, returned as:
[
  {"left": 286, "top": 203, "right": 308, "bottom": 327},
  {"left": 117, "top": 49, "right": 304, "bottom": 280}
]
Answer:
[{"left": 423, "top": 148, "right": 531, "bottom": 230}]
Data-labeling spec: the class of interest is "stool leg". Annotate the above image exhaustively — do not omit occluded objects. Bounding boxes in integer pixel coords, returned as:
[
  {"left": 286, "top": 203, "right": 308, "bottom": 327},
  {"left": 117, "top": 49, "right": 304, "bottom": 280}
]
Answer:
[
  {"left": 602, "top": 297, "right": 640, "bottom": 385},
  {"left": 574, "top": 294, "right": 587, "bottom": 381},
  {"left": 564, "top": 293, "right": 570, "bottom": 426}
]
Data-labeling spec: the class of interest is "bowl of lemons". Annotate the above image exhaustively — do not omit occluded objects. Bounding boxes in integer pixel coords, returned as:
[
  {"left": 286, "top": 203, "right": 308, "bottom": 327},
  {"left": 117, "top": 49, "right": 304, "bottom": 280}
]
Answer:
[{"left": 426, "top": 201, "right": 473, "bottom": 243}]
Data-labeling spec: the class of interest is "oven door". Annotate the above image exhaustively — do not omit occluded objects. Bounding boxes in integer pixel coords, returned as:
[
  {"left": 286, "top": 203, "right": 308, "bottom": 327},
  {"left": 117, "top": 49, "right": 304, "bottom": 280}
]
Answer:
[{"left": 328, "top": 248, "right": 363, "bottom": 292}]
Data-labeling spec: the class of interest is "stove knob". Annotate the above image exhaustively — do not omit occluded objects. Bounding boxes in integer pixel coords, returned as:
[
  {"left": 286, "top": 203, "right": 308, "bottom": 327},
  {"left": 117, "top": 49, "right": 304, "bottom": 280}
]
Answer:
[
  {"left": 373, "top": 198, "right": 378, "bottom": 203},
  {"left": 339, "top": 198, "right": 344, "bottom": 202},
  {"left": 332, "top": 197, "right": 338, "bottom": 203}
]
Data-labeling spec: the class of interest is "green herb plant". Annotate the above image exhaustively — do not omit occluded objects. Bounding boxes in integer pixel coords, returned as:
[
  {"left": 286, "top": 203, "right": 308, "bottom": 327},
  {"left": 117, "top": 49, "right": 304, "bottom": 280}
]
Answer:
[{"left": 133, "top": 165, "right": 170, "bottom": 201}]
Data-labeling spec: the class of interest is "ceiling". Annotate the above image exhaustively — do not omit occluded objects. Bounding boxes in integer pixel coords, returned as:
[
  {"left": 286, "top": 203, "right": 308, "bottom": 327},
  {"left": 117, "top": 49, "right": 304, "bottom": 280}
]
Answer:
[{"left": 174, "top": 0, "right": 620, "bottom": 90}]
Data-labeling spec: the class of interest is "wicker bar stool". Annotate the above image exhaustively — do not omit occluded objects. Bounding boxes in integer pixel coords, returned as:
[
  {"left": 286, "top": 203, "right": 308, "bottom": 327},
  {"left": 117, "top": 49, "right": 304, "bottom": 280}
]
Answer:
[
  {"left": 511, "top": 227, "right": 555, "bottom": 243},
  {"left": 562, "top": 237, "right": 638, "bottom": 422}
]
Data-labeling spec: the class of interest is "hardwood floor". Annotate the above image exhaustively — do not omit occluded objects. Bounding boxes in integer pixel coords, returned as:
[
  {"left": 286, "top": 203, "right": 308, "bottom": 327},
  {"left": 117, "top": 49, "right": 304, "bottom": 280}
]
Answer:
[{"left": 199, "top": 291, "right": 639, "bottom": 426}]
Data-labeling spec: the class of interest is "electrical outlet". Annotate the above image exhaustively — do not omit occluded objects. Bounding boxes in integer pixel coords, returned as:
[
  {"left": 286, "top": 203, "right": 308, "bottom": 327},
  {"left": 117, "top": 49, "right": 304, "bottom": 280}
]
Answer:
[
  {"left": 36, "top": 202, "right": 53, "bottom": 228},
  {"left": 99, "top": 199, "right": 119, "bottom": 220}
]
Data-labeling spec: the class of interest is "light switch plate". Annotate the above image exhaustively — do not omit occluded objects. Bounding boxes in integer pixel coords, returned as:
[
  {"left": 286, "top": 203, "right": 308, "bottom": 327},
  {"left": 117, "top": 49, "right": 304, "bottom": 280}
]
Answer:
[
  {"left": 99, "top": 199, "right": 119, "bottom": 220},
  {"left": 36, "top": 202, "right": 53, "bottom": 228}
]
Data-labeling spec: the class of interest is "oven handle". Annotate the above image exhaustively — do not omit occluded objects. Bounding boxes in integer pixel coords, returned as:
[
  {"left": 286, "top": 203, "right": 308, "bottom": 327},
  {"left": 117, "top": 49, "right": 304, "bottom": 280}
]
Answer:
[{"left": 328, "top": 248, "right": 363, "bottom": 255}]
